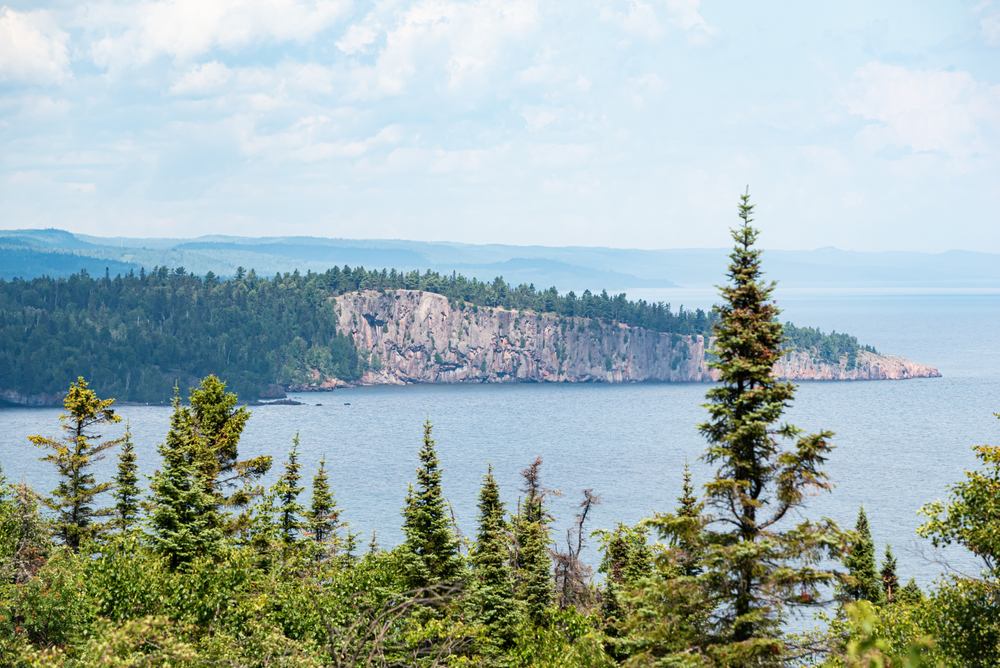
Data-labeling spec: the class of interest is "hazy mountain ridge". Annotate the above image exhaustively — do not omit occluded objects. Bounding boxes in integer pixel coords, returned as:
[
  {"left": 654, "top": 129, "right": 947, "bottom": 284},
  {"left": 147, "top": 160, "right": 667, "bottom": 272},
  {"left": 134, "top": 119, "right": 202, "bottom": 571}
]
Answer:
[{"left": 1, "top": 228, "right": 998, "bottom": 290}]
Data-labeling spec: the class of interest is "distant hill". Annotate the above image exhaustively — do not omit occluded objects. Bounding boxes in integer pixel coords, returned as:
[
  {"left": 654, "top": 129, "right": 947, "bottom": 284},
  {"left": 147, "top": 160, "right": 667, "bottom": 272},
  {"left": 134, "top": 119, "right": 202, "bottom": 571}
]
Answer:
[{"left": 1, "top": 228, "right": 998, "bottom": 289}]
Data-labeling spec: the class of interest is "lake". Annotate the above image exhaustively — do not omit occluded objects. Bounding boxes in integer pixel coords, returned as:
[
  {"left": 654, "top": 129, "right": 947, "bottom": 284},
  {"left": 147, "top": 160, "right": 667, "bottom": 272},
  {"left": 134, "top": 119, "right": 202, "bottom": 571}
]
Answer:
[{"left": 2, "top": 287, "right": 998, "bottom": 598}]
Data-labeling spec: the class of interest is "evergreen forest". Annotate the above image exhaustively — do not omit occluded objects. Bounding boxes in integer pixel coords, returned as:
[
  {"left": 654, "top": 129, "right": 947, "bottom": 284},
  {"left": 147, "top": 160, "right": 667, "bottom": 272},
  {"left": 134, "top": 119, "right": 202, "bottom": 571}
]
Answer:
[
  {"left": 0, "top": 262, "right": 874, "bottom": 404},
  {"left": 1, "top": 195, "right": 995, "bottom": 667}
]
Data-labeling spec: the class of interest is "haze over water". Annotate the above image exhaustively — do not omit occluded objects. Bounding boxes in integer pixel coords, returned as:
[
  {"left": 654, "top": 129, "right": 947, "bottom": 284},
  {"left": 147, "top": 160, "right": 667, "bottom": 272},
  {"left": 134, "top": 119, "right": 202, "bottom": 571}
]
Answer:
[{"left": 2, "top": 288, "right": 997, "bottom": 597}]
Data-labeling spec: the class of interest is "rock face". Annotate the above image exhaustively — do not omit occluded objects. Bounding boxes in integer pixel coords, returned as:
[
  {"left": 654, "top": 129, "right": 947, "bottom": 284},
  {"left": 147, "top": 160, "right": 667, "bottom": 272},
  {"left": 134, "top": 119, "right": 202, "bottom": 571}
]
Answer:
[
  {"left": 0, "top": 388, "right": 68, "bottom": 407},
  {"left": 334, "top": 290, "right": 941, "bottom": 385}
]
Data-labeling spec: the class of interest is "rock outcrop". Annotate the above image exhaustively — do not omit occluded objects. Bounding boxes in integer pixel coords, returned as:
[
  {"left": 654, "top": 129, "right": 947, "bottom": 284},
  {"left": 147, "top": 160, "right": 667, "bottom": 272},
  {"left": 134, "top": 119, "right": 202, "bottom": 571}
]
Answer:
[
  {"left": 333, "top": 290, "right": 941, "bottom": 385},
  {"left": 0, "top": 388, "right": 69, "bottom": 407}
]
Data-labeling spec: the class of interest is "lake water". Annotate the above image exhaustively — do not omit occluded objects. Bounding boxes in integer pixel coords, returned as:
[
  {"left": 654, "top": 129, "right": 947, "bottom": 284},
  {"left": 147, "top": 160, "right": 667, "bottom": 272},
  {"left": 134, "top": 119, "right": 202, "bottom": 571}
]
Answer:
[{"left": 1, "top": 287, "right": 998, "bottom": 600}]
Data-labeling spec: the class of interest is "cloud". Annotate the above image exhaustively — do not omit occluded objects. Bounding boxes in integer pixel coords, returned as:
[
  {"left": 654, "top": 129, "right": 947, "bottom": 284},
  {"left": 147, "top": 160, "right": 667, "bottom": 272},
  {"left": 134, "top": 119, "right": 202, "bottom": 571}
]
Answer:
[
  {"left": 664, "top": 0, "right": 715, "bottom": 42},
  {"left": 169, "top": 61, "right": 233, "bottom": 95},
  {"left": 599, "top": 0, "right": 714, "bottom": 42},
  {"left": 91, "top": 0, "right": 351, "bottom": 69},
  {"left": 344, "top": 0, "right": 540, "bottom": 98},
  {"left": 983, "top": 14, "right": 1000, "bottom": 45},
  {"left": 845, "top": 62, "right": 1000, "bottom": 159},
  {"left": 0, "top": 7, "right": 71, "bottom": 84}
]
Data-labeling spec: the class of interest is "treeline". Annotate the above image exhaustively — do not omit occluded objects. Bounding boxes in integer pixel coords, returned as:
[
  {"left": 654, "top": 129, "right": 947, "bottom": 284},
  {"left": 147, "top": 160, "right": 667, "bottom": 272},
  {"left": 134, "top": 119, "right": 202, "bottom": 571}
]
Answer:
[
  {"left": 0, "top": 200, "right": 995, "bottom": 667},
  {"left": 1, "top": 263, "right": 872, "bottom": 403},
  {"left": 0, "top": 266, "right": 361, "bottom": 403}
]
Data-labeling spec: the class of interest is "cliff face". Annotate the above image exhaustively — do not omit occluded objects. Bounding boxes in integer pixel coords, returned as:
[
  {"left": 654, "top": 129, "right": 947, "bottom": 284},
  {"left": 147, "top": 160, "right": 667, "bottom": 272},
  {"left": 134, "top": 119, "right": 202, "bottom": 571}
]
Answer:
[
  {"left": 0, "top": 388, "right": 68, "bottom": 407},
  {"left": 333, "top": 290, "right": 941, "bottom": 385}
]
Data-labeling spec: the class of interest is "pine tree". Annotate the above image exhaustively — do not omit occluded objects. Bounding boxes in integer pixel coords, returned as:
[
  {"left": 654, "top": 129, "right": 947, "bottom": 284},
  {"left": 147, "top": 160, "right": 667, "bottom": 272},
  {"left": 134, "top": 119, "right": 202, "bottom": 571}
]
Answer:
[
  {"left": 471, "top": 465, "right": 519, "bottom": 647},
  {"left": 277, "top": 432, "right": 305, "bottom": 546},
  {"left": 306, "top": 455, "right": 341, "bottom": 549},
  {"left": 880, "top": 543, "right": 899, "bottom": 604},
  {"left": 400, "top": 419, "right": 463, "bottom": 590},
  {"left": 898, "top": 577, "right": 924, "bottom": 604},
  {"left": 112, "top": 422, "right": 141, "bottom": 532},
  {"left": 30, "top": 377, "right": 122, "bottom": 550},
  {"left": 841, "top": 507, "right": 884, "bottom": 605},
  {"left": 148, "top": 394, "right": 222, "bottom": 570},
  {"left": 367, "top": 531, "right": 379, "bottom": 554}
]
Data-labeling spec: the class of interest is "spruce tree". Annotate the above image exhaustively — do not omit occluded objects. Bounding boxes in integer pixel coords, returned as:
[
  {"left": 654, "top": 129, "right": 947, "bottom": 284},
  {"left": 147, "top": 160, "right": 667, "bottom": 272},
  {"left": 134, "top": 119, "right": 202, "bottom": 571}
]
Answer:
[
  {"left": 277, "top": 432, "right": 305, "bottom": 546},
  {"left": 841, "top": 506, "right": 884, "bottom": 605},
  {"left": 898, "top": 577, "right": 924, "bottom": 604},
  {"left": 471, "top": 465, "right": 519, "bottom": 647},
  {"left": 186, "top": 375, "right": 270, "bottom": 535},
  {"left": 515, "top": 456, "right": 556, "bottom": 625},
  {"left": 880, "top": 543, "right": 899, "bottom": 604},
  {"left": 148, "top": 394, "right": 221, "bottom": 570},
  {"left": 400, "top": 419, "right": 463, "bottom": 590},
  {"left": 112, "top": 422, "right": 141, "bottom": 532},
  {"left": 306, "top": 455, "right": 341, "bottom": 548},
  {"left": 674, "top": 460, "right": 704, "bottom": 578},
  {"left": 633, "top": 190, "right": 844, "bottom": 665},
  {"left": 30, "top": 377, "right": 122, "bottom": 550}
]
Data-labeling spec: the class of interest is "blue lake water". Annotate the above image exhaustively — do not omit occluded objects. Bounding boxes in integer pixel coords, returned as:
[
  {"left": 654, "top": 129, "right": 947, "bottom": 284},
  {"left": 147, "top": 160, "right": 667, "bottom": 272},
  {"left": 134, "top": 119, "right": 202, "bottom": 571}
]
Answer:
[{"left": 1, "top": 288, "right": 998, "bottom": 600}]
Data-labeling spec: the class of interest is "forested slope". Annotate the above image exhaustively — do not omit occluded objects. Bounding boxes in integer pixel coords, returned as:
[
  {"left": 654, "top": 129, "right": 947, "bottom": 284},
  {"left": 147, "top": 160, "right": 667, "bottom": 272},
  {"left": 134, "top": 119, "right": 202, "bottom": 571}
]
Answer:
[{"left": 0, "top": 264, "right": 892, "bottom": 404}]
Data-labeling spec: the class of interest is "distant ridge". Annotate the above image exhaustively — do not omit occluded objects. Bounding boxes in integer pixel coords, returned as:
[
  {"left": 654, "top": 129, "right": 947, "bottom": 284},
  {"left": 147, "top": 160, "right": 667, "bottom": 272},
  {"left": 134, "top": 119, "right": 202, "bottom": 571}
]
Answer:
[{"left": 1, "top": 228, "right": 998, "bottom": 290}]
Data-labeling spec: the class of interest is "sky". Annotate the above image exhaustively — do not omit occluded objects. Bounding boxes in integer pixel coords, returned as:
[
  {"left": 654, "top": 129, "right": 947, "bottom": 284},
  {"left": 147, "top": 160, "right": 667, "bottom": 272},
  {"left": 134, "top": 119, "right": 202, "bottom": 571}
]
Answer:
[{"left": 1, "top": 1, "right": 998, "bottom": 252}]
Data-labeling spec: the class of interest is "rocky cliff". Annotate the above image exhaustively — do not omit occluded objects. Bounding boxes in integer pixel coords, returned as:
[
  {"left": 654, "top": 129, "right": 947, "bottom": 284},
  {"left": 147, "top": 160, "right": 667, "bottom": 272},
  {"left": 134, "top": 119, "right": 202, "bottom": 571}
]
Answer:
[{"left": 332, "top": 290, "right": 941, "bottom": 386}]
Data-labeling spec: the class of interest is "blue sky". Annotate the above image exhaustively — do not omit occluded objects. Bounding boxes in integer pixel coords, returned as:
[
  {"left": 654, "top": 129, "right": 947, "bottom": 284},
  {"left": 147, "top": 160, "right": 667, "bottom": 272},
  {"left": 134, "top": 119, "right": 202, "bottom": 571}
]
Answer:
[{"left": 1, "top": 0, "right": 998, "bottom": 252}]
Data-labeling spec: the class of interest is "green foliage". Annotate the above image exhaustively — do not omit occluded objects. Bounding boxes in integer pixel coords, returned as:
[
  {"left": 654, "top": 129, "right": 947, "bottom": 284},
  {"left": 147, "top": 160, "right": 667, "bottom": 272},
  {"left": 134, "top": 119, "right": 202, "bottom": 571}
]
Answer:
[
  {"left": 0, "top": 267, "right": 361, "bottom": 403},
  {"left": 783, "top": 322, "right": 875, "bottom": 368},
  {"left": 147, "top": 393, "right": 222, "bottom": 570},
  {"left": 305, "top": 455, "right": 342, "bottom": 552},
  {"left": 471, "top": 465, "right": 520, "bottom": 649},
  {"left": 841, "top": 507, "right": 886, "bottom": 605},
  {"left": 29, "top": 377, "right": 122, "bottom": 550},
  {"left": 881, "top": 544, "right": 899, "bottom": 604},
  {"left": 277, "top": 432, "right": 306, "bottom": 547},
  {"left": 917, "top": 413, "right": 1000, "bottom": 576},
  {"left": 400, "top": 419, "right": 464, "bottom": 590},
  {"left": 111, "top": 423, "right": 141, "bottom": 532}
]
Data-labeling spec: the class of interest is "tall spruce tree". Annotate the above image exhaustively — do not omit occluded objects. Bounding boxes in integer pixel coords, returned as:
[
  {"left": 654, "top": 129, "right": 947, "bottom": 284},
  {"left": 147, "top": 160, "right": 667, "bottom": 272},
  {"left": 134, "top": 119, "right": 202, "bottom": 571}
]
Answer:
[
  {"left": 148, "top": 393, "right": 222, "bottom": 569},
  {"left": 400, "top": 419, "right": 463, "bottom": 590},
  {"left": 306, "top": 455, "right": 341, "bottom": 550},
  {"left": 880, "top": 543, "right": 899, "bottom": 604},
  {"left": 471, "top": 465, "right": 519, "bottom": 647},
  {"left": 277, "top": 432, "right": 306, "bottom": 546},
  {"left": 841, "top": 506, "right": 884, "bottom": 605},
  {"left": 30, "top": 377, "right": 122, "bottom": 550},
  {"left": 633, "top": 190, "right": 845, "bottom": 665},
  {"left": 674, "top": 460, "right": 704, "bottom": 578},
  {"left": 112, "top": 422, "right": 141, "bottom": 532}
]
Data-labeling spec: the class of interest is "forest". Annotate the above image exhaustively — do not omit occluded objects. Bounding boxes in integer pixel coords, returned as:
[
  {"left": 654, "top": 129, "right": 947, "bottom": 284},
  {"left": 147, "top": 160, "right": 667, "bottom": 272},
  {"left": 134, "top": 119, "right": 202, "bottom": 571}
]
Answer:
[
  {"left": 0, "top": 195, "right": 995, "bottom": 667},
  {"left": 0, "top": 262, "right": 872, "bottom": 404}
]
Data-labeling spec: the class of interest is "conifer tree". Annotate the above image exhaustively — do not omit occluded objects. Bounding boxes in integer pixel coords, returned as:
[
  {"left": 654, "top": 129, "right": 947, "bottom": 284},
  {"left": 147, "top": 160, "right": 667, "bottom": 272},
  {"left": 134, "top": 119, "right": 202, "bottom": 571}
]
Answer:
[
  {"left": 898, "top": 577, "right": 924, "bottom": 604},
  {"left": 148, "top": 394, "right": 221, "bottom": 569},
  {"left": 515, "top": 456, "right": 557, "bottom": 624},
  {"left": 277, "top": 432, "right": 305, "bottom": 546},
  {"left": 841, "top": 507, "right": 884, "bottom": 605},
  {"left": 30, "top": 377, "right": 122, "bottom": 550},
  {"left": 400, "top": 419, "right": 463, "bottom": 590},
  {"left": 367, "top": 531, "right": 379, "bottom": 555},
  {"left": 632, "top": 190, "right": 845, "bottom": 665},
  {"left": 185, "top": 375, "right": 270, "bottom": 535},
  {"left": 471, "top": 465, "right": 519, "bottom": 647},
  {"left": 673, "top": 460, "right": 704, "bottom": 578},
  {"left": 112, "top": 422, "right": 141, "bottom": 532},
  {"left": 880, "top": 543, "right": 899, "bottom": 604},
  {"left": 306, "top": 455, "right": 341, "bottom": 548}
]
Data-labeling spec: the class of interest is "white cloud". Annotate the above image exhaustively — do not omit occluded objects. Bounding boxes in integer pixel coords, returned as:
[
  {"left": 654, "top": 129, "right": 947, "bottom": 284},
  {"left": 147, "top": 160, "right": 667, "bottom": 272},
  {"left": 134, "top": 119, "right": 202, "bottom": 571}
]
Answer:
[
  {"left": 0, "top": 7, "right": 71, "bottom": 84},
  {"left": 845, "top": 62, "right": 1000, "bottom": 159},
  {"left": 521, "top": 106, "right": 559, "bottom": 132},
  {"left": 169, "top": 61, "right": 233, "bottom": 95},
  {"left": 345, "top": 0, "right": 540, "bottom": 97},
  {"left": 599, "top": 0, "right": 714, "bottom": 41},
  {"left": 91, "top": 0, "right": 351, "bottom": 69},
  {"left": 983, "top": 14, "right": 1000, "bottom": 45},
  {"left": 336, "top": 20, "right": 381, "bottom": 55},
  {"left": 600, "top": 0, "right": 664, "bottom": 40}
]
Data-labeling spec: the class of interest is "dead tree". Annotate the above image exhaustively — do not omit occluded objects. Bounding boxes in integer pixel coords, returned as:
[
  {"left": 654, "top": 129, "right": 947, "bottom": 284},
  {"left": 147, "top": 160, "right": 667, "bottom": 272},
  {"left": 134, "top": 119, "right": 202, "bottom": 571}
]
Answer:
[{"left": 552, "top": 488, "right": 601, "bottom": 609}]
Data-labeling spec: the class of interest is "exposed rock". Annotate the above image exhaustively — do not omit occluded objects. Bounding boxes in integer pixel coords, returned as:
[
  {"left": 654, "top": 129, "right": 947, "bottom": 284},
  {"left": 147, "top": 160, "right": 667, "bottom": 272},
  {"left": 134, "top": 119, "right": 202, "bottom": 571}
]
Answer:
[
  {"left": 0, "top": 388, "right": 68, "bottom": 407},
  {"left": 259, "top": 383, "right": 287, "bottom": 399},
  {"left": 333, "top": 290, "right": 941, "bottom": 385}
]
